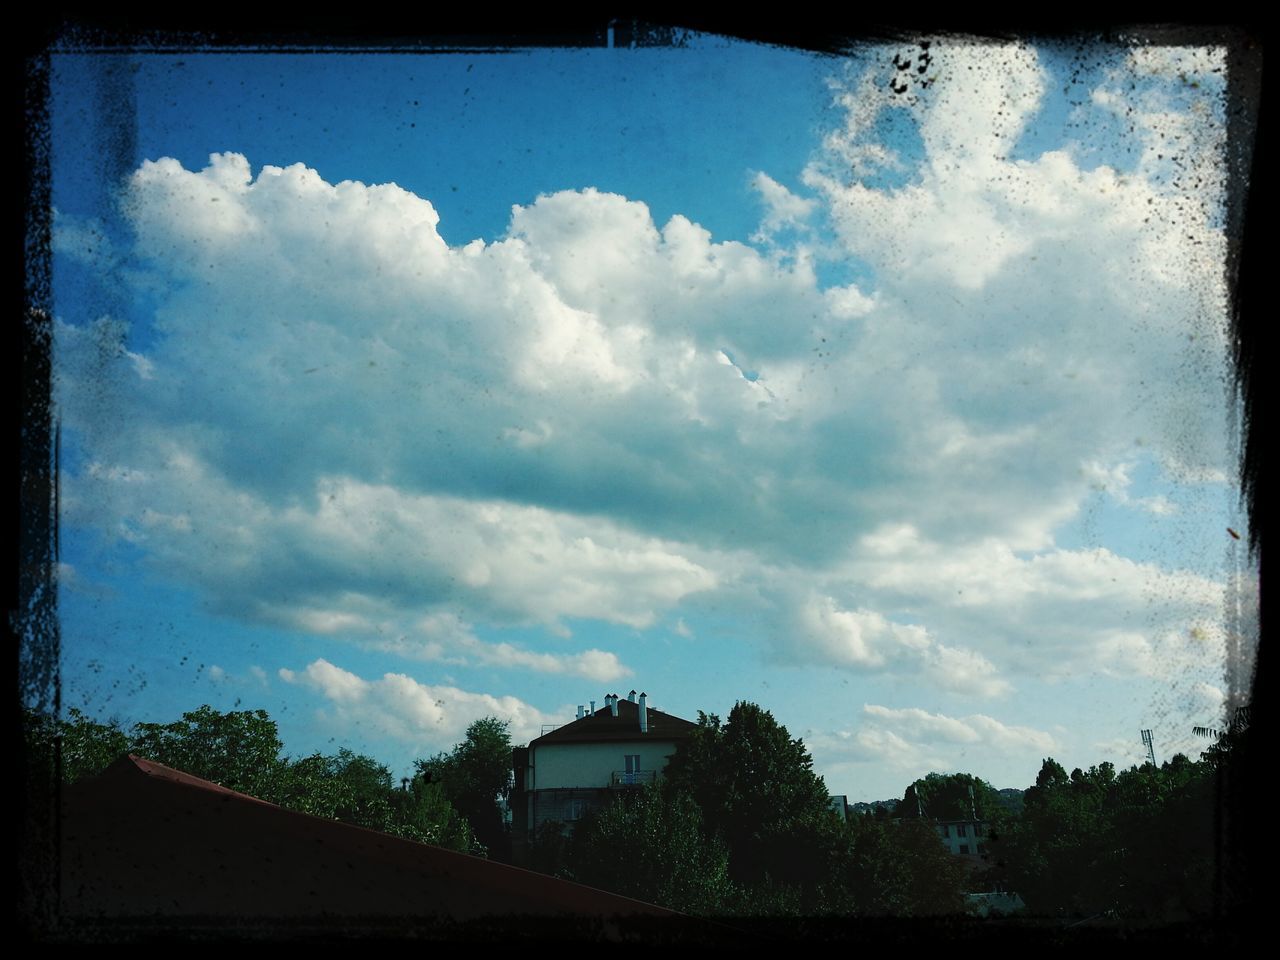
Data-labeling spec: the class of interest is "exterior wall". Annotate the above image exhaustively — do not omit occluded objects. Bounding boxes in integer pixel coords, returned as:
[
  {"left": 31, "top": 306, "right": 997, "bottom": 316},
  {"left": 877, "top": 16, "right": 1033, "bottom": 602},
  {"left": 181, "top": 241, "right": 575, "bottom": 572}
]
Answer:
[
  {"left": 531, "top": 740, "right": 680, "bottom": 790},
  {"left": 935, "top": 820, "right": 987, "bottom": 856}
]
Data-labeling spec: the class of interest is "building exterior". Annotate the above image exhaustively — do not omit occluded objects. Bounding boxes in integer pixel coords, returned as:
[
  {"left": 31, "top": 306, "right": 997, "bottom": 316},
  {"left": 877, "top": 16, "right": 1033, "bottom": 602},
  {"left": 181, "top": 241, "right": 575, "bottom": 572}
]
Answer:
[
  {"left": 510, "top": 691, "right": 696, "bottom": 861},
  {"left": 934, "top": 818, "right": 988, "bottom": 858}
]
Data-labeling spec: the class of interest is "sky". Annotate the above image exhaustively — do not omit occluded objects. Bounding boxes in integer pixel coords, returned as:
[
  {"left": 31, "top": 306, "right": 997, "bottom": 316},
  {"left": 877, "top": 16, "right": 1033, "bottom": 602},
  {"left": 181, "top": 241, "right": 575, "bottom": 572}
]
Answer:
[{"left": 42, "top": 30, "right": 1258, "bottom": 802}]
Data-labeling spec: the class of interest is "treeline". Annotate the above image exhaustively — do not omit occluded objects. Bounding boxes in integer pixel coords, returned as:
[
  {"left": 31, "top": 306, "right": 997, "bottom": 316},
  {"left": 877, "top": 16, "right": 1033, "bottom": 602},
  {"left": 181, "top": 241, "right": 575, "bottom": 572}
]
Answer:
[
  {"left": 23, "top": 704, "right": 513, "bottom": 859},
  {"left": 25, "top": 698, "right": 1248, "bottom": 923},
  {"left": 527, "top": 702, "right": 970, "bottom": 917},
  {"left": 528, "top": 701, "right": 1246, "bottom": 922}
]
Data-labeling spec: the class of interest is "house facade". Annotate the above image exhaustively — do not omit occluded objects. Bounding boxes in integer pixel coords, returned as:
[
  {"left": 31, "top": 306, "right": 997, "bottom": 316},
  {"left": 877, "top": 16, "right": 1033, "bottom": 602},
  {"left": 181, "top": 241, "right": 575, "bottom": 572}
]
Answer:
[
  {"left": 510, "top": 691, "right": 695, "bottom": 863},
  {"left": 934, "top": 818, "right": 988, "bottom": 858}
]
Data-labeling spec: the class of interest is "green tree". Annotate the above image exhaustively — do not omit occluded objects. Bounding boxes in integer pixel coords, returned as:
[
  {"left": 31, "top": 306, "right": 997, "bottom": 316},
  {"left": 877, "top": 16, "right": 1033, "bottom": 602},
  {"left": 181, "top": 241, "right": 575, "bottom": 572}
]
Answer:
[
  {"left": 416, "top": 716, "right": 513, "bottom": 859},
  {"left": 60, "top": 709, "right": 131, "bottom": 782},
  {"left": 900, "top": 771, "right": 1009, "bottom": 829},
  {"left": 392, "top": 776, "right": 475, "bottom": 852},
  {"left": 842, "top": 815, "right": 968, "bottom": 916},
  {"left": 129, "top": 704, "right": 285, "bottom": 799},
  {"left": 565, "top": 781, "right": 734, "bottom": 915},
  {"left": 23, "top": 707, "right": 131, "bottom": 785},
  {"left": 1000, "top": 754, "right": 1216, "bottom": 920},
  {"left": 275, "top": 749, "right": 398, "bottom": 830},
  {"left": 273, "top": 751, "right": 474, "bottom": 852},
  {"left": 664, "top": 702, "right": 836, "bottom": 894}
]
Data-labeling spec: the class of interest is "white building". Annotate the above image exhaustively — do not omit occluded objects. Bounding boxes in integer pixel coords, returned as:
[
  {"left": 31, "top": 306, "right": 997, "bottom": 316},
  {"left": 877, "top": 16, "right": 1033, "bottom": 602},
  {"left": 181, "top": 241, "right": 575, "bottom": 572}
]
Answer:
[
  {"left": 510, "top": 691, "right": 696, "bottom": 859},
  {"left": 934, "top": 818, "right": 988, "bottom": 858}
]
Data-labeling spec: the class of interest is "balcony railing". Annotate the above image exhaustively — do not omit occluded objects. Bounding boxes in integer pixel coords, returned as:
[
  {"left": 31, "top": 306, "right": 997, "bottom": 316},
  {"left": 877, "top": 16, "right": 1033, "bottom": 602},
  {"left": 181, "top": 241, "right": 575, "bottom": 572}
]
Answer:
[{"left": 609, "top": 770, "right": 657, "bottom": 787}]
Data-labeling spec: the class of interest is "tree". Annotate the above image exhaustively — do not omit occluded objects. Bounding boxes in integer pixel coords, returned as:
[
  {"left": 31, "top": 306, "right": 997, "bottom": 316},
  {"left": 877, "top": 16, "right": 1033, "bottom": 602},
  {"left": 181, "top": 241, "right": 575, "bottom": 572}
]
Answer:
[
  {"left": 664, "top": 702, "right": 835, "bottom": 893},
  {"left": 416, "top": 716, "right": 513, "bottom": 859},
  {"left": 565, "top": 782, "right": 734, "bottom": 915},
  {"left": 1000, "top": 754, "right": 1216, "bottom": 920},
  {"left": 842, "top": 815, "right": 968, "bottom": 916},
  {"left": 900, "top": 771, "right": 1009, "bottom": 829},
  {"left": 129, "top": 705, "right": 285, "bottom": 799},
  {"left": 22, "top": 707, "right": 131, "bottom": 785}
]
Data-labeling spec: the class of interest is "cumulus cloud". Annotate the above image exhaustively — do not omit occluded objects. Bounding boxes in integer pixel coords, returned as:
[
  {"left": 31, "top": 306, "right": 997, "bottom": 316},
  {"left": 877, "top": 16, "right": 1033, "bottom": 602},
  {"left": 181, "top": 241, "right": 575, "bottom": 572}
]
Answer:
[
  {"left": 782, "top": 591, "right": 1010, "bottom": 696},
  {"left": 809, "top": 704, "right": 1057, "bottom": 788},
  {"left": 845, "top": 523, "right": 1225, "bottom": 680},
  {"left": 750, "top": 171, "right": 817, "bottom": 242},
  {"left": 278, "top": 658, "right": 559, "bottom": 748},
  {"left": 54, "top": 38, "right": 1239, "bottom": 710}
]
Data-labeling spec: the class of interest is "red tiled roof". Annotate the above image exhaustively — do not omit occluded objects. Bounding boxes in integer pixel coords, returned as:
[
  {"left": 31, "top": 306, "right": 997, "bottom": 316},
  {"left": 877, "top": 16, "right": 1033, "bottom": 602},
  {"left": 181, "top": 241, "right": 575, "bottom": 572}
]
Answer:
[
  {"left": 531, "top": 698, "right": 697, "bottom": 745},
  {"left": 60, "top": 754, "right": 684, "bottom": 926}
]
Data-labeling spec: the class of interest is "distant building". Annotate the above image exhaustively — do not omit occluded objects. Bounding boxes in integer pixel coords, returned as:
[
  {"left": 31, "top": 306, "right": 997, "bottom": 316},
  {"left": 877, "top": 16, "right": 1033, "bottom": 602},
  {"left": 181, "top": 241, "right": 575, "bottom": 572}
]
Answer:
[
  {"left": 934, "top": 818, "right": 989, "bottom": 859},
  {"left": 510, "top": 691, "right": 696, "bottom": 862},
  {"left": 828, "top": 795, "right": 849, "bottom": 820}
]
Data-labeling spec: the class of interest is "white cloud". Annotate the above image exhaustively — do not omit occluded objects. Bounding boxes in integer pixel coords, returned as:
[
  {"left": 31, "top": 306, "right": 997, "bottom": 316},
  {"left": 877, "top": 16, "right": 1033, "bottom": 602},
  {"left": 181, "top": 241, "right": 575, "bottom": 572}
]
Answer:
[
  {"left": 279, "top": 657, "right": 559, "bottom": 748},
  {"left": 54, "top": 40, "right": 1242, "bottom": 722},
  {"left": 863, "top": 705, "right": 981, "bottom": 744},
  {"left": 843, "top": 524, "right": 1225, "bottom": 681},
  {"left": 750, "top": 171, "right": 816, "bottom": 241},
  {"left": 809, "top": 704, "right": 1056, "bottom": 792},
  {"left": 924, "top": 645, "right": 1012, "bottom": 698}
]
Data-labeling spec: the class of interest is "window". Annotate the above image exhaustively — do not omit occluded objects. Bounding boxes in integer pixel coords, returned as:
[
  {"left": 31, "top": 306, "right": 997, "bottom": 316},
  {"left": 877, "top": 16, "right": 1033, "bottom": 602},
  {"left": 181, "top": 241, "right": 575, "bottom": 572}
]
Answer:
[
  {"left": 959, "top": 844, "right": 970, "bottom": 855},
  {"left": 957, "top": 823, "right": 968, "bottom": 837},
  {"left": 566, "top": 799, "right": 587, "bottom": 821},
  {"left": 623, "top": 754, "right": 640, "bottom": 784}
]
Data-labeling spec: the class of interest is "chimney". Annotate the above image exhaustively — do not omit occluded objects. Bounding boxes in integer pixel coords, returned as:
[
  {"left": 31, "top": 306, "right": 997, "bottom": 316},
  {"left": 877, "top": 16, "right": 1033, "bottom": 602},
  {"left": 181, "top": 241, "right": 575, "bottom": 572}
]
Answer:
[
  {"left": 628, "top": 689, "right": 637, "bottom": 702},
  {"left": 609, "top": 694, "right": 619, "bottom": 717},
  {"left": 638, "top": 692, "right": 648, "bottom": 734},
  {"left": 577, "top": 705, "right": 584, "bottom": 720}
]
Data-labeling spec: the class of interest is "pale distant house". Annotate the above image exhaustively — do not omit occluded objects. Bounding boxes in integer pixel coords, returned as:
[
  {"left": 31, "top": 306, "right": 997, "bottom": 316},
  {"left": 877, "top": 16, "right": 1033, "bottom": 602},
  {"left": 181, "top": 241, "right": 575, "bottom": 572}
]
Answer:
[
  {"left": 934, "top": 818, "right": 989, "bottom": 858},
  {"left": 510, "top": 690, "right": 696, "bottom": 862}
]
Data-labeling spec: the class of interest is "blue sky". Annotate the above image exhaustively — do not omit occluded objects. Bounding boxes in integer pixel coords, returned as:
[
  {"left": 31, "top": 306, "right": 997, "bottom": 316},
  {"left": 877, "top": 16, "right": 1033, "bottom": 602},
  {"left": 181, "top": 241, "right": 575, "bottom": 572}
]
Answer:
[{"left": 46, "top": 34, "right": 1254, "bottom": 801}]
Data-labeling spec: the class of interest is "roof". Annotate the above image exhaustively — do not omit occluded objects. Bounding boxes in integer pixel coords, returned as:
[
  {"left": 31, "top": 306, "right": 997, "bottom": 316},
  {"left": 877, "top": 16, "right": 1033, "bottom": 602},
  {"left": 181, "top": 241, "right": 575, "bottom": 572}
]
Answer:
[
  {"left": 531, "top": 698, "right": 697, "bottom": 746},
  {"left": 58, "top": 753, "right": 689, "bottom": 928}
]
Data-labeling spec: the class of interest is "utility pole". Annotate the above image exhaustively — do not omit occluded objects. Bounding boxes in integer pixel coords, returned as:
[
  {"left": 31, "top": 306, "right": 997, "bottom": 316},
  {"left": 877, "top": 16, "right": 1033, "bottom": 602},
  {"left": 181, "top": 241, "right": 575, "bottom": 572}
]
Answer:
[{"left": 1140, "top": 728, "right": 1157, "bottom": 767}]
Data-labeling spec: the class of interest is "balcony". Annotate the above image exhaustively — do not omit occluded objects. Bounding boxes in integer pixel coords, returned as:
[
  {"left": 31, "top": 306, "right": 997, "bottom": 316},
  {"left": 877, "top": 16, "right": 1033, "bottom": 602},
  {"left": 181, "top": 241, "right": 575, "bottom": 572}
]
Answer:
[{"left": 609, "top": 770, "right": 657, "bottom": 788}]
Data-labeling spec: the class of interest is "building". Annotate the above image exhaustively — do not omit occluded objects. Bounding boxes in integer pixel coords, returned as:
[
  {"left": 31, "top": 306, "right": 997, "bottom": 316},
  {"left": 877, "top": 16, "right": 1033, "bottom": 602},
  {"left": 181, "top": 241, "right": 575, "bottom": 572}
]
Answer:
[
  {"left": 510, "top": 691, "right": 696, "bottom": 860},
  {"left": 934, "top": 818, "right": 989, "bottom": 859}
]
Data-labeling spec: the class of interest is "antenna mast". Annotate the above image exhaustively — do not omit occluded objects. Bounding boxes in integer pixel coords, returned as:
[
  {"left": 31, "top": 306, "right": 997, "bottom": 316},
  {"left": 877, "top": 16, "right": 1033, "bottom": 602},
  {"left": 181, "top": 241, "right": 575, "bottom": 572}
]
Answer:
[{"left": 1140, "top": 728, "right": 1157, "bottom": 767}]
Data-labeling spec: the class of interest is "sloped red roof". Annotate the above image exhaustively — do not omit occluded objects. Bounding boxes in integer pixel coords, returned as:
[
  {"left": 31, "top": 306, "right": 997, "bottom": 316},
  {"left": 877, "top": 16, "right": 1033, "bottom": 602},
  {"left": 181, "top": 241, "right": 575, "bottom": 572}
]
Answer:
[
  {"left": 532, "top": 698, "right": 697, "bottom": 746},
  {"left": 59, "top": 754, "right": 685, "bottom": 929}
]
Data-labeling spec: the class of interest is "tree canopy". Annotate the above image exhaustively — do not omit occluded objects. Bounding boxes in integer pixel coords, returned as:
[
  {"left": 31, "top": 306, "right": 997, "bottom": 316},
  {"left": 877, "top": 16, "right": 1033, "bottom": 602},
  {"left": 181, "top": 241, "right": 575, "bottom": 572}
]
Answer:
[
  {"left": 416, "top": 716, "right": 513, "bottom": 859},
  {"left": 900, "top": 771, "right": 1007, "bottom": 827},
  {"left": 26, "top": 704, "right": 478, "bottom": 854},
  {"left": 565, "top": 781, "right": 733, "bottom": 915},
  {"left": 664, "top": 701, "right": 836, "bottom": 891}
]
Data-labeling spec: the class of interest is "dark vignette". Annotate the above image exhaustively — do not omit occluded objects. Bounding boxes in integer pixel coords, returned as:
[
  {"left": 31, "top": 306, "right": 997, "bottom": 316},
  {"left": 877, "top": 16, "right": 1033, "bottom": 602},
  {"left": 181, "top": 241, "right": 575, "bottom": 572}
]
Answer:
[{"left": 16, "top": 13, "right": 1265, "bottom": 944}]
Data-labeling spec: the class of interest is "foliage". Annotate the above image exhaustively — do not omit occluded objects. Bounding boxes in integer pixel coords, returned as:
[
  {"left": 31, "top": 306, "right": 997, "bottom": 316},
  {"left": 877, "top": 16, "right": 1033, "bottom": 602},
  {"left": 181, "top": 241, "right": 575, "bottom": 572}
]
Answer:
[
  {"left": 664, "top": 702, "right": 835, "bottom": 891},
  {"left": 130, "top": 704, "right": 285, "bottom": 799},
  {"left": 388, "top": 775, "right": 475, "bottom": 851},
  {"left": 565, "top": 782, "right": 734, "bottom": 915},
  {"left": 22, "top": 707, "right": 131, "bottom": 785},
  {"left": 997, "top": 754, "right": 1216, "bottom": 920},
  {"left": 526, "top": 819, "right": 574, "bottom": 878},
  {"left": 268, "top": 749, "right": 475, "bottom": 851},
  {"left": 842, "top": 815, "right": 968, "bottom": 916},
  {"left": 416, "top": 716, "right": 513, "bottom": 859},
  {"left": 900, "top": 771, "right": 1009, "bottom": 829},
  {"left": 274, "top": 749, "right": 397, "bottom": 828}
]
